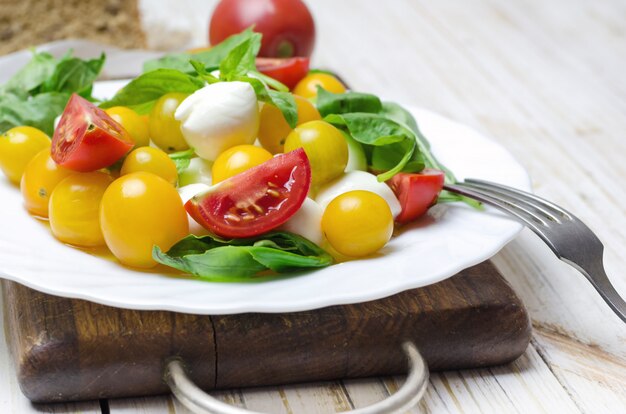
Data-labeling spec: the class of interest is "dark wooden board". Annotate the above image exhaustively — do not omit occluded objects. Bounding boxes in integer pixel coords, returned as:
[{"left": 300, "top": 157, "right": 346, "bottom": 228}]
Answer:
[{"left": 2, "top": 261, "right": 531, "bottom": 403}]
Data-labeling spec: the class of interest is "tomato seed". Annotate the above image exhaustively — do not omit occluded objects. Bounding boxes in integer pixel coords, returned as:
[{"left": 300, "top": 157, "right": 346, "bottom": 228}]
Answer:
[
  {"left": 224, "top": 213, "right": 242, "bottom": 223},
  {"left": 250, "top": 202, "right": 264, "bottom": 214}
]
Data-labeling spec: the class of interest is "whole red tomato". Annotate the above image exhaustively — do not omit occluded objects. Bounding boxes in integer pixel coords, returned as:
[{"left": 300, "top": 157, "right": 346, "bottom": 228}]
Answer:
[{"left": 209, "top": 0, "right": 316, "bottom": 58}]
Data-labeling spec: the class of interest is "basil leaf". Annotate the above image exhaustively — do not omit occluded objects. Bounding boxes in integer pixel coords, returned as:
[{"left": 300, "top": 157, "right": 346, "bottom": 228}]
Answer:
[
  {"left": 267, "top": 90, "right": 298, "bottom": 128},
  {"left": 316, "top": 88, "right": 382, "bottom": 117},
  {"left": 252, "top": 71, "right": 289, "bottom": 92},
  {"left": 1, "top": 51, "right": 57, "bottom": 98},
  {"left": 371, "top": 139, "right": 424, "bottom": 174},
  {"left": 236, "top": 75, "right": 298, "bottom": 128},
  {"left": 168, "top": 148, "right": 196, "bottom": 175},
  {"left": 380, "top": 101, "right": 421, "bottom": 141},
  {"left": 41, "top": 53, "right": 105, "bottom": 98},
  {"left": 219, "top": 33, "right": 262, "bottom": 80},
  {"left": 378, "top": 102, "right": 480, "bottom": 208},
  {"left": 0, "top": 92, "right": 70, "bottom": 135},
  {"left": 99, "top": 69, "right": 205, "bottom": 114},
  {"left": 325, "top": 113, "right": 412, "bottom": 145},
  {"left": 379, "top": 101, "right": 463, "bottom": 185},
  {"left": 143, "top": 28, "right": 258, "bottom": 73},
  {"left": 325, "top": 113, "right": 419, "bottom": 181},
  {"left": 153, "top": 231, "right": 333, "bottom": 280},
  {"left": 189, "top": 60, "right": 220, "bottom": 84},
  {"left": 155, "top": 246, "right": 268, "bottom": 279}
]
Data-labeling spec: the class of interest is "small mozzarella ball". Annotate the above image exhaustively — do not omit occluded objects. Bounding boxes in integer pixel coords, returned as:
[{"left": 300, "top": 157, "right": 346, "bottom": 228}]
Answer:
[
  {"left": 175, "top": 81, "right": 260, "bottom": 161},
  {"left": 279, "top": 198, "right": 324, "bottom": 245},
  {"left": 316, "top": 171, "right": 401, "bottom": 218}
]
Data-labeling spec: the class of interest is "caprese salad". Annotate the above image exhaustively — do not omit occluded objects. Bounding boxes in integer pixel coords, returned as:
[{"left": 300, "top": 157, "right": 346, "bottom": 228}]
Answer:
[{"left": 0, "top": 29, "right": 476, "bottom": 281}]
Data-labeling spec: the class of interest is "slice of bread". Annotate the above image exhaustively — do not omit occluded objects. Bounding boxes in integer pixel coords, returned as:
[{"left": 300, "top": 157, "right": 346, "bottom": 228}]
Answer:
[{"left": 0, "top": 0, "right": 146, "bottom": 55}]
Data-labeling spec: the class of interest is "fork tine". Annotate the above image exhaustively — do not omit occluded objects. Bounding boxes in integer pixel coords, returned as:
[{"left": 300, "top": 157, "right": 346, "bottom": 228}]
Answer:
[
  {"left": 465, "top": 179, "right": 573, "bottom": 220},
  {"left": 460, "top": 182, "right": 564, "bottom": 223},
  {"left": 444, "top": 184, "right": 552, "bottom": 230}
]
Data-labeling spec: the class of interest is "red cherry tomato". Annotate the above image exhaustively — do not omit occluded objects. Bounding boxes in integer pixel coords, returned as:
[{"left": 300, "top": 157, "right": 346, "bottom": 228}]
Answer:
[
  {"left": 52, "top": 94, "right": 133, "bottom": 172},
  {"left": 186, "top": 148, "right": 311, "bottom": 238},
  {"left": 256, "top": 57, "right": 310, "bottom": 89},
  {"left": 387, "top": 169, "right": 445, "bottom": 224},
  {"left": 209, "top": 0, "right": 316, "bottom": 58}
]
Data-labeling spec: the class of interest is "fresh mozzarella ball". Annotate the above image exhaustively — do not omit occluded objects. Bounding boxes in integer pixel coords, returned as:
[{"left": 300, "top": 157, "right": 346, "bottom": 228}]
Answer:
[
  {"left": 177, "top": 183, "right": 211, "bottom": 236},
  {"left": 175, "top": 82, "right": 260, "bottom": 161},
  {"left": 279, "top": 198, "right": 324, "bottom": 245},
  {"left": 316, "top": 171, "right": 402, "bottom": 218}
]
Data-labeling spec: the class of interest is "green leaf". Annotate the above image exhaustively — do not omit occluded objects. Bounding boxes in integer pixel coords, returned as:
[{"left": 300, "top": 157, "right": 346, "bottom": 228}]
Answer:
[
  {"left": 143, "top": 28, "right": 259, "bottom": 73},
  {"left": 168, "top": 148, "right": 196, "bottom": 175},
  {"left": 0, "top": 51, "right": 58, "bottom": 98},
  {"left": 0, "top": 92, "right": 70, "bottom": 135},
  {"left": 41, "top": 53, "right": 105, "bottom": 98},
  {"left": 371, "top": 139, "right": 424, "bottom": 174},
  {"left": 99, "top": 69, "right": 205, "bottom": 114},
  {"left": 267, "top": 90, "right": 298, "bottom": 128},
  {"left": 235, "top": 75, "right": 298, "bottom": 129},
  {"left": 189, "top": 60, "right": 220, "bottom": 84},
  {"left": 252, "top": 71, "right": 289, "bottom": 92},
  {"left": 152, "top": 231, "right": 333, "bottom": 281},
  {"left": 325, "top": 112, "right": 418, "bottom": 181},
  {"left": 379, "top": 102, "right": 480, "bottom": 209},
  {"left": 234, "top": 75, "right": 270, "bottom": 100},
  {"left": 219, "top": 33, "right": 262, "bottom": 80},
  {"left": 380, "top": 102, "right": 421, "bottom": 141},
  {"left": 379, "top": 101, "right": 457, "bottom": 181},
  {"left": 325, "top": 113, "right": 412, "bottom": 145},
  {"left": 316, "top": 88, "right": 382, "bottom": 117}
]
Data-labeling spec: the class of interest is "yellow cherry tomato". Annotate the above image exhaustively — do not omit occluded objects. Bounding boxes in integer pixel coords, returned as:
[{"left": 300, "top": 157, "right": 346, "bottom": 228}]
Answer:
[
  {"left": 49, "top": 172, "right": 113, "bottom": 247},
  {"left": 105, "top": 107, "right": 150, "bottom": 147},
  {"left": 100, "top": 172, "right": 189, "bottom": 268},
  {"left": 212, "top": 145, "right": 273, "bottom": 183},
  {"left": 293, "top": 73, "right": 346, "bottom": 99},
  {"left": 284, "top": 120, "right": 348, "bottom": 187},
  {"left": 149, "top": 93, "right": 189, "bottom": 153},
  {"left": 258, "top": 95, "right": 321, "bottom": 154},
  {"left": 20, "top": 149, "right": 73, "bottom": 218},
  {"left": 321, "top": 190, "right": 393, "bottom": 257},
  {"left": 0, "top": 126, "right": 50, "bottom": 185},
  {"left": 121, "top": 147, "right": 178, "bottom": 185}
]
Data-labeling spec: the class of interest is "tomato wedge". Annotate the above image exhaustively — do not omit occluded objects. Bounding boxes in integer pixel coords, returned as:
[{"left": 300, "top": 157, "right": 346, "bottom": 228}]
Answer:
[
  {"left": 186, "top": 148, "right": 311, "bottom": 238},
  {"left": 256, "top": 57, "right": 310, "bottom": 90},
  {"left": 52, "top": 94, "right": 134, "bottom": 172},
  {"left": 387, "top": 169, "right": 445, "bottom": 224}
]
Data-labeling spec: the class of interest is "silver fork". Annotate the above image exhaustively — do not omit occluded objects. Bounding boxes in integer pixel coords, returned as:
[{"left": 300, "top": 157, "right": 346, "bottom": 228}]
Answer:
[{"left": 444, "top": 179, "right": 626, "bottom": 323}]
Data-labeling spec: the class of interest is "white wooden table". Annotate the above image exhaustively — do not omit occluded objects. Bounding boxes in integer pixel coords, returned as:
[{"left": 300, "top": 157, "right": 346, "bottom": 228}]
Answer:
[{"left": 2, "top": 0, "right": 626, "bottom": 412}]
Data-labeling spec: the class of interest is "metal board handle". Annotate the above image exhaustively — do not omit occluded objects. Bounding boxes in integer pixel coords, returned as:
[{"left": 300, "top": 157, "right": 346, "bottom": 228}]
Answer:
[{"left": 164, "top": 342, "right": 429, "bottom": 414}]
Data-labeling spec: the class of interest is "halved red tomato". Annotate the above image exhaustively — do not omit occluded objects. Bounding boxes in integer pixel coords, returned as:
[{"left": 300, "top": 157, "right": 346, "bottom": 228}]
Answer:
[
  {"left": 387, "top": 169, "right": 445, "bottom": 224},
  {"left": 52, "top": 94, "right": 134, "bottom": 172},
  {"left": 186, "top": 148, "right": 311, "bottom": 238},
  {"left": 256, "top": 57, "right": 310, "bottom": 90}
]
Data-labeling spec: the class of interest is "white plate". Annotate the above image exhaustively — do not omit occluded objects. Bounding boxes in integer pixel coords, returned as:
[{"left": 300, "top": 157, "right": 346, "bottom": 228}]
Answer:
[{"left": 0, "top": 81, "right": 530, "bottom": 314}]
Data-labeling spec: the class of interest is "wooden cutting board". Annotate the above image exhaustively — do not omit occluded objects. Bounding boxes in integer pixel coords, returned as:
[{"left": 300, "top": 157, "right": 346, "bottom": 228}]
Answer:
[{"left": 1, "top": 261, "right": 531, "bottom": 404}]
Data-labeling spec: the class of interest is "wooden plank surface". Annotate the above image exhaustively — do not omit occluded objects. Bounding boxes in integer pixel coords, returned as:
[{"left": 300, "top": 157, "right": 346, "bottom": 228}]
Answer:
[{"left": 1, "top": 0, "right": 626, "bottom": 412}]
